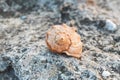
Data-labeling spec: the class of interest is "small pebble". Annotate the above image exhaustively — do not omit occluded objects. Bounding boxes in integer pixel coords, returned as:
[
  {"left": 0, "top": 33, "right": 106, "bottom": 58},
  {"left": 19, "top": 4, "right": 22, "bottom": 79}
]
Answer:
[
  {"left": 102, "top": 71, "right": 111, "bottom": 77},
  {"left": 104, "top": 19, "right": 117, "bottom": 32},
  {"left": 20, "top": 16, "right": 27, "bottom": 20}
]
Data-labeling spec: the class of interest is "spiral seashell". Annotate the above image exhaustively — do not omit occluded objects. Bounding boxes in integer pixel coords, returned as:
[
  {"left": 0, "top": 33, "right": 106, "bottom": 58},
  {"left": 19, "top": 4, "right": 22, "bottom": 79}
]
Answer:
[{"left": 46, "top": 24, "right": 82, "bottom": 58}]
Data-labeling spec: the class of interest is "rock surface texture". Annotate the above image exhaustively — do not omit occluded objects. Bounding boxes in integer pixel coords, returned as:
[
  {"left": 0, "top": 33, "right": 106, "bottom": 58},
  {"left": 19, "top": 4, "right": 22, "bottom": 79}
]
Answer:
[{"left": 0, "top": 0, "right": 120, "bottom": 80}]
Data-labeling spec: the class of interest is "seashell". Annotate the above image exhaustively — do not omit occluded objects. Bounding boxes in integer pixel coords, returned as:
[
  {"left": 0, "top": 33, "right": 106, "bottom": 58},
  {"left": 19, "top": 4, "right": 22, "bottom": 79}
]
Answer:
[{"left": 46, "top": 24, "right": 82, "bottom": 58}]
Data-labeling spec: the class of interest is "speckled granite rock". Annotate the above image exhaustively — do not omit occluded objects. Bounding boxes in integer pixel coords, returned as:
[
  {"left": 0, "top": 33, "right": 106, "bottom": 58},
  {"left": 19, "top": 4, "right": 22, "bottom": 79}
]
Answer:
[{"left": 0, "top": 0, "right": 37, "bottom": 12}]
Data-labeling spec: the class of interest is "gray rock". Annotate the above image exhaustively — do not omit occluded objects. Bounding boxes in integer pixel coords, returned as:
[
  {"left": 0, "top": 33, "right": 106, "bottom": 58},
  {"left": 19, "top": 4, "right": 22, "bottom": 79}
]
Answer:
[
  {"left": 112, "top": 62, "right": 120, "bottom": 74},
  {"left": 0, "top": 61, "right": 8, "bottom": 72},
  {"left": 80, "top": 70, "right": 97, "bottom": 80},
  {"left": 0, "top": 0, "right": 37, "bottom": 12},
  {"left": 0, "top": 56, "right": 10, "bottom": 72}
]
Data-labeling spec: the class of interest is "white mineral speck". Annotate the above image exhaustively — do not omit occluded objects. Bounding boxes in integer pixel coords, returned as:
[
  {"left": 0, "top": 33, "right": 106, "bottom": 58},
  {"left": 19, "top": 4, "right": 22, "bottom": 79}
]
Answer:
[
  {"left": 105, "top": 19, "right": 117, "bottom": 31},
  {"left": 102, "top": 71, "right": 111, "bottom": 77}
]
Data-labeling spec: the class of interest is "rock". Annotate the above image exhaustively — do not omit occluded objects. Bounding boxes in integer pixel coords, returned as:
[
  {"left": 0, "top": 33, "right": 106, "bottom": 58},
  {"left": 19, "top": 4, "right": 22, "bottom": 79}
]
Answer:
[
  {"left": 80, "top": 70, "right": 97, "bottom": 80},
  {"left": 102, "top": 71, "right": 111, "bottom": 77},
  {"left": 103, "top": 45, "right": 113, "bottom": 52},
  {"left": 104, "top": 19, "right": 117, "bottom": 32},
  {"left": 113, "top": 35, "right": 120, "bottom": 42},
  {"left": 0, "top": 61, "right": 8, "bottom": 72},
  {"left": 0, "top": 66, "right": 19, "bottom": 80},
  {"left": 0, "top": 56, "right": 10, "bottom": 72},
  {"left": 112, "top": 62, "right": 120, "bottom": 74},
  {"left": 0, "top": 0, "right": 37, "bottom": 13}
]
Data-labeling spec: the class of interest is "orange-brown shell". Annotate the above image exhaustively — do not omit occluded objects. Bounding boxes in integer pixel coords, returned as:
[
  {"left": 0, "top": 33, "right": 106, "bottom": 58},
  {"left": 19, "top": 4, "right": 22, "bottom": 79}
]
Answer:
[{"left": 46, "top": 24, "right": 82, "bottom": 58}]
